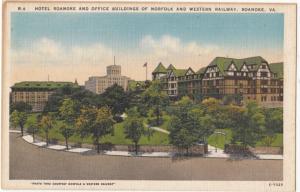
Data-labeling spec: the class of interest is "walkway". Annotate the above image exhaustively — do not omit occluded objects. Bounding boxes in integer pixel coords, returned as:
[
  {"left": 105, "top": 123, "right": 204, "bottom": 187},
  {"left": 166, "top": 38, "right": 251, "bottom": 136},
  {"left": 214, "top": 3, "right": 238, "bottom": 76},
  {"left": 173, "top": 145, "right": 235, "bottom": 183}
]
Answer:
[{"left": 15, "top": 130, "right": 283, "bottom": 160}]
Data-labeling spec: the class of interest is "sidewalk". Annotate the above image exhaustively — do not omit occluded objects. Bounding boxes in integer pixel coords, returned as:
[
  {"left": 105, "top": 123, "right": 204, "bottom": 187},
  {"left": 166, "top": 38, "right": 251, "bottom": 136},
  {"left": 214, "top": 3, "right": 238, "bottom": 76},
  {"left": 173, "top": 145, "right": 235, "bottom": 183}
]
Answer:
[{"left": 16, "top": 131, "right": 283, "bottom": 160}]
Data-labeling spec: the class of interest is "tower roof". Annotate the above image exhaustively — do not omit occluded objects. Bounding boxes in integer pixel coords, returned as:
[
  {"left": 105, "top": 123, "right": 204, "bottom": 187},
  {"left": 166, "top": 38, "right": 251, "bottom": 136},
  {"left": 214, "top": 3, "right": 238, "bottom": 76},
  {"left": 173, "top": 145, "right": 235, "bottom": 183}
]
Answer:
[{"left": 152, "top": 62, "right": 167, "bottom": 73}]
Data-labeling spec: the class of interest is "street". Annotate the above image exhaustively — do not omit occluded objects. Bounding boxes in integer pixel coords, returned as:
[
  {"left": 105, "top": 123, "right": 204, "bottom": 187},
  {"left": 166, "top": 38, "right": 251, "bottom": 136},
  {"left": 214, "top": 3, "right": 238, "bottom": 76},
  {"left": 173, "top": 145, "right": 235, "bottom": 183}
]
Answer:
[{"left": 9, "top": 133, "right": 283, "bottom": 180}]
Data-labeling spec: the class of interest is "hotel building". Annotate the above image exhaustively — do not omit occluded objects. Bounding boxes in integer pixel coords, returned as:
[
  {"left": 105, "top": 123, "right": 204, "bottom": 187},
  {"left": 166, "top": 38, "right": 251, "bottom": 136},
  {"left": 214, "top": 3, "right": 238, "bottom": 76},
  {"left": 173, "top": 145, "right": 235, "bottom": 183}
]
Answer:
[{"left": 152, "top": 56, "right": 283, "bottom": 107}]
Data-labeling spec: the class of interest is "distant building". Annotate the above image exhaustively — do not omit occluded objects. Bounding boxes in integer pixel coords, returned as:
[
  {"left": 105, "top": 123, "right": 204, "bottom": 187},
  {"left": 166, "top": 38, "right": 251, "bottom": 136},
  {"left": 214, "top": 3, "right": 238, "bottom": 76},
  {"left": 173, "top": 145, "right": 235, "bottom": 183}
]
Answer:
[
  {"left": 85, "top": 65, "right": 131, "bottom": 94},
  {"left": 11, "top": 81, "right": 78, "bottom": 112},
  {"left": 152, "top": 56, "right": 283, "bottom": 107}
]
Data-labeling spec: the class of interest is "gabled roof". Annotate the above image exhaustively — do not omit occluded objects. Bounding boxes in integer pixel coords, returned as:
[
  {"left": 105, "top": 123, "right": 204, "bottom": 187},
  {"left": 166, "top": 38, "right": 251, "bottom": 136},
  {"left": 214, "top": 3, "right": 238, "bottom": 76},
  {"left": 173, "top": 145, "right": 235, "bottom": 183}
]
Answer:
[
  {"left": 208, "top": 56, "right": 268, "bottom": 75},
  {"left": 269, "top": 62, "right": 283, "bottom": 79},
  {"left": 171, "top": 69, "right": 187, "bottom": 77},
  {"left": 196, "top": 67, "right": 207, "bottom": 74},
  {"left": 185, "top": 67, "right": 195, "bottom": 75},
  {"left": 153, "top": 62, "right": 167, "bottom": 73},
  {"left": 167, "top": 64, "right": 176, "bottom": 70}
]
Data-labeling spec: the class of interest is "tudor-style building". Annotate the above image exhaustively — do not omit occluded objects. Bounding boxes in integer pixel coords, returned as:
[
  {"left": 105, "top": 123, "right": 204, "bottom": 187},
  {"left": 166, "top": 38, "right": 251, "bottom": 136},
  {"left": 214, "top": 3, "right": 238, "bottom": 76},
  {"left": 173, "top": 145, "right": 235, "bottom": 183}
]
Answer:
[{"left": 152, "top": 56, "right": 283, "bottom": 107}]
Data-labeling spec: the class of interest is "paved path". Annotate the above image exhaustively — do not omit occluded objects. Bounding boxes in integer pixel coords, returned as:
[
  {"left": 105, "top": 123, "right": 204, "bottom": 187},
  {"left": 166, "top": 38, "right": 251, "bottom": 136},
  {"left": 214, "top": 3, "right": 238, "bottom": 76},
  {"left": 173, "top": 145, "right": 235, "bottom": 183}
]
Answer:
[
  {"left": 17, "top": 130, "right": 283, "bottom": 160},
  {"left": 9, "top": 132, "right": 283, "bottom": 180},
  {"left": 149, "top": 126, "right": 170, "bottom": 134}
]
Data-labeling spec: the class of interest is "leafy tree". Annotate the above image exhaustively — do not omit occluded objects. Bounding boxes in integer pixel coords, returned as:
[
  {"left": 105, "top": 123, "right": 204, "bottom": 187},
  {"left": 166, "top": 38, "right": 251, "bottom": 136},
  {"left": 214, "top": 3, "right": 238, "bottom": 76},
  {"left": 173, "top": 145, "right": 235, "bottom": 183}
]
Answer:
[
  {"left": 231, "top": 101, "right": 266, "bottom": 148},
  {"left": 169, "top": 116, "right": 197, "bottom": 154},
  {"left": 75, "top": 111, "right": 90, "bottom": 145},
  {"left": 264, "top": 108, "right": 283, "bottom": 133},
  {"left": 59, "top": 98, "right": 78, "bottom": 122},
  {"left": 59, "top": 123, "right": 74, "bottom": 150},
  {"left": 93, "top": 107, "right": 115, "bottom": 153},
  {"left": 101, "top": 84, "right": 129, "bottom": 115},
  {"left": 10, "top": 110, "right": 19, "bottom": 129},
  {"left": 188, "top": 107, "right": 215, "bottom": 143},
  {"left": 168, "top": 97, "right": 214, "bottom": 154},
  {"left": 142, "top": 80, "right": 169, "bottom": 125},
  {"left": 40, "top": 114, "right": 55, "bottom": 146},
  {"left": 10, "top": 101, "right": 32, "bottom": 113},
  {"left": 44, "top": 86, "right": 101, "bottom": 112},
  {"left": 202, "top": 97, "right": 231, "bottom": 130},
  {"left": 259, "top": 108, "right": 283, "bottom": 147},
  {"left": 26, "top": 117, "right": 39, "bottom": 142},
  {"left": 77, "top": 106, "right": 115, "bottom": 153},
  {"left": 10, "top": 110, "right": 28, "bottom": 136},
  {"left": 123, "top": 107, "right": 146, "bottom": 154}
]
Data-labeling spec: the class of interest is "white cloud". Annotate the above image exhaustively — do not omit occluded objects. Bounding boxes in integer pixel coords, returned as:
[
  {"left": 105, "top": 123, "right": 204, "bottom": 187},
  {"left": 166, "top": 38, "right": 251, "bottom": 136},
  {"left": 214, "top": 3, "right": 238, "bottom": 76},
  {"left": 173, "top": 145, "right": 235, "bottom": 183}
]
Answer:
[{"left": 10, "top": 35, "right": 283, "bottom": 85}]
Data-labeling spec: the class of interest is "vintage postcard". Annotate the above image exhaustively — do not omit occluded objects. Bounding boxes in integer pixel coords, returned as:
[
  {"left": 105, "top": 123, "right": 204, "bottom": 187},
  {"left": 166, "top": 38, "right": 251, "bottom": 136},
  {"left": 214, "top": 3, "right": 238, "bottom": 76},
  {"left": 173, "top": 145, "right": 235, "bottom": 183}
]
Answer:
[{"left": 1, "top": 1, "right": 296, "bottom": 191}]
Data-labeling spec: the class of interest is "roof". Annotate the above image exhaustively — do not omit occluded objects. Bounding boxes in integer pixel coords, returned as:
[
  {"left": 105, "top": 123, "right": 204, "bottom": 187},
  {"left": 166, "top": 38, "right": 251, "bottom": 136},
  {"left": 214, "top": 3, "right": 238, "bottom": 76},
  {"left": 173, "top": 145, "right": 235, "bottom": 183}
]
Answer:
[
  {"left": 172, "top": 69, "right": 187, "bottom": 77},
  {"left": 11, "top": 81, "right": 77, "bottom": 89},
  {"left": 208, "top": 56, "right": 268, "bottom": 75},
  {"left": 269, "top": 62, "right": 283, "bottom": 79},
  {"left": 196, "top": 67, "right": 206, "bottom": 74},
  {"left": 152, "top": 62, "right": 167, "bottom": 73},
  {"left": 167, "top": 64, "right": 176, "bottom": 70}
]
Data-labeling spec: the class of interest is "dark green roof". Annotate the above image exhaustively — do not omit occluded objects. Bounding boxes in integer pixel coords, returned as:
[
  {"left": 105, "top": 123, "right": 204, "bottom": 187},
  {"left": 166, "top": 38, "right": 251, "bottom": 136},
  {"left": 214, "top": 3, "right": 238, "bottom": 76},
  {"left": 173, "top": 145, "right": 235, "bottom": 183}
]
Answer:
[
  {"left": 208, "top": 56, "right": 268, "bottom": 75},
  {"left": 269, "top": 62, "right": 283, "bottom": 79},
  {"left": 153, "top": 62, "right": 167, "bottom": 73},
  {"left": 11, "top": 81, "right": 77, "bottom": 89},
  {"left": 167, "top": 64, "right": 176, "bottom": 70},
  {"left": 196, "top": 67, "right": 206, "bottom": 74}
]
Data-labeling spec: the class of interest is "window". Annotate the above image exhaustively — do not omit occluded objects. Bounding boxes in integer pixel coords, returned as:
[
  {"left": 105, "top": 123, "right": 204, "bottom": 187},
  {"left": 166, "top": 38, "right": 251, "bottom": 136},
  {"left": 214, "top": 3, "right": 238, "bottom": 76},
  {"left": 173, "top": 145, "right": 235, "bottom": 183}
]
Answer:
[
  {"left": 261, "top": 88, "right": 268, "bottom": 93},
  {"left": 262, "top": 65, "right": 266, "bottom": 69},
  {"left": 261, "top": 80, "right": 268, "bottom": 85},
  {"left": 261, "top": 72, "right": 268, "bottom": 77}
]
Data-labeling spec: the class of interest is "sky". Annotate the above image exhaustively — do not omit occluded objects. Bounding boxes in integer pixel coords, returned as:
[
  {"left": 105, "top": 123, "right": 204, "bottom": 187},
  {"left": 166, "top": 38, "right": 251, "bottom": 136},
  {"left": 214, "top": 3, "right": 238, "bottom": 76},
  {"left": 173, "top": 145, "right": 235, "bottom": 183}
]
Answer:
[{"left": 10, "top": 13, "right": 284, "bottom": 85}]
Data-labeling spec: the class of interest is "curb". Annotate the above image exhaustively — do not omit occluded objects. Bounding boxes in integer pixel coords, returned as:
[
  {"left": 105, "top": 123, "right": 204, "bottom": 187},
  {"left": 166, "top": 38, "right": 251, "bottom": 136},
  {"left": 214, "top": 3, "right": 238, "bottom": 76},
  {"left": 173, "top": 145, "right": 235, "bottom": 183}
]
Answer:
[{"left": 10, "top": 131, "right": 284, "bottom": 160}]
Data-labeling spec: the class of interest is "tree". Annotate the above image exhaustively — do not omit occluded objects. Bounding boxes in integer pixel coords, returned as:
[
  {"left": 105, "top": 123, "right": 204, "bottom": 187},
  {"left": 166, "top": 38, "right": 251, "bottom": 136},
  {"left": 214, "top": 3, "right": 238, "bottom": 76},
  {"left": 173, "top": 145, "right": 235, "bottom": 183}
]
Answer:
[
  {"left": 93, "top": 107, "right": 115, "bottom": 153},
  {"left": 101, "top": 84, "right": 129, "bottom": 115},
  {"left": 123, "top": 107, "right": 145, "bottom": 154},
  {"left": 40, "top": 114, "right": 55, "bottom": 146},
  {"left": 77, "top": 106, "right": 115, "bottom": 153},
  {"left": 260, "top": 108, "right": 283, "bottom": 147},
  {"left": 202, "top": 97, "right": 231, "bottom": 130},
  {"left": 12, "top": 111, "right": 27, "bottom": 136},
  {"left": 10, "top": 110, "right": 28, "bottom": 136},
  {"left": 142, "top": 80, "right": 169, "bottom": 126},
  {"left": 59, "top": 123, "right": 74, "bottom": 150},
  {"left": 59, "top": 98, "right": 78, "bottom": 124},
  {"left": 10, "top": 110, "right": 19, "bottom": 129},
  {"left": 10, "top": 101, "right": 32, "bottom": 113},
  {"left": 75, "top": 112, "right": 90, "bottom": 145},
  {"left": 26, "top": 117, "right": 39, "bottom": 142},
  {"left": 230, "top": 101, "right": 266, "bottom": 148},
  {"left": 168, "top": 97, "right": 216, "bottom": 154}
]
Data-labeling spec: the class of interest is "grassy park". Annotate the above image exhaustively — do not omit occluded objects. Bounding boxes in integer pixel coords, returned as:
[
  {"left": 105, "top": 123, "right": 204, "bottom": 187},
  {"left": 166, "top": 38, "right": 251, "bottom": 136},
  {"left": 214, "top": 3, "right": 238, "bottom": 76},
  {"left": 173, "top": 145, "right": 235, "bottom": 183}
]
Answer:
[{"left": 11, "top": 82, "right": 283, "bottom": 154}]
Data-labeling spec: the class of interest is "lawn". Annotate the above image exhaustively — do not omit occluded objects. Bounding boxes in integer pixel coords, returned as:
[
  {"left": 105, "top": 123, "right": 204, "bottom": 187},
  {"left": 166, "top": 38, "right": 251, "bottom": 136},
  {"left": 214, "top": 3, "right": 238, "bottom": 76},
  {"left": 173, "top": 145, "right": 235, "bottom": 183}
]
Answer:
[
  {"left": 207, "top": 128, "right": 283, "bottom": 149},
  {"left": 207, "top": 129, "right": 232, "bottom": 149},
  {"left": 26, "top": 114, "right": 169, "bottom": 145},
  {"left": 256, "top": 133, "right": 283, "bottom": 147},
  {"left": 159, "top": 114, "right": 171, "bottom": 130}
]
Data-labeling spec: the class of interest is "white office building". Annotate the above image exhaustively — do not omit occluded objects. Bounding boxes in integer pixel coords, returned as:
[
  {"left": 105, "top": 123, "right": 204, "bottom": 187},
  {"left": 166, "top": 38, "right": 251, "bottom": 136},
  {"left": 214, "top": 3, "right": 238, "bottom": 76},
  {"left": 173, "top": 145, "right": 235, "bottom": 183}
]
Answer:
[{"left": 85, "top": 65, "right": 131, "bottom": 94}]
